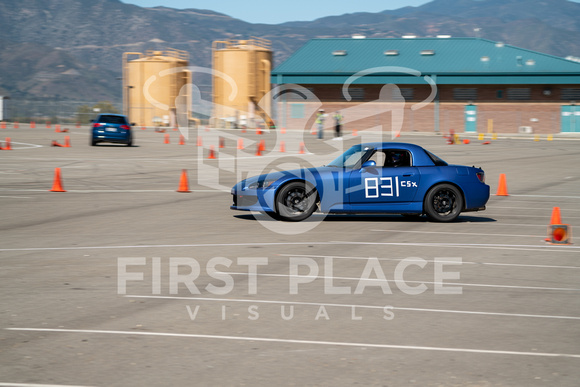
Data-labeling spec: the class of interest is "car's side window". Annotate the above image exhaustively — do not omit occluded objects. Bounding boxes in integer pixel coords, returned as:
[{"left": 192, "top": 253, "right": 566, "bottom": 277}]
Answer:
[
  {"left": 367, "top": 151, "right": 387, "bottom": 167},
  {"left": 384, "top": 150, "right": 412, "bottom": 167}
]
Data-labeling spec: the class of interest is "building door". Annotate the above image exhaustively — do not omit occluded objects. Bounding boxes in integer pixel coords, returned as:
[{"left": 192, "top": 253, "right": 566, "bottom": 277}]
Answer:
[
  {"left": 464, "top": 104, "right": 477, "bottom": 133},
  {"left": 561, "top": 105, "right": 580, "bottom": 133}
]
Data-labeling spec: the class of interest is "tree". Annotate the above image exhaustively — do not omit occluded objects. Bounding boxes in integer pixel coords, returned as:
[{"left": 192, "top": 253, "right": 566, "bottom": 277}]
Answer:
[{"left": 76, "top": 101, "right": 120, "bottom": 124}]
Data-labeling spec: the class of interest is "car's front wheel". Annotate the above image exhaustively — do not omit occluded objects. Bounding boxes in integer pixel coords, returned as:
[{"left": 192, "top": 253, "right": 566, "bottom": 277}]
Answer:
[
  {"left": 275, "top": 181, "right": 318, "bottom": 221},
  {"left": 424, "top": 184, "right": 463, "bottom": 222}
]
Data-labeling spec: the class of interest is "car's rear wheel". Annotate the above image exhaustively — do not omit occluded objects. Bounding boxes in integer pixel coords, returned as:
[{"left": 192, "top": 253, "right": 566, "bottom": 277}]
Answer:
[
  {"left": 424, "top": 184, "right": 463, "bottom": 222},
  {"left": 90, "top": 138, "right": 97, "bottom": 146},
  {"left": 276, "top": 181, "right": 318, "bottom": 221}
]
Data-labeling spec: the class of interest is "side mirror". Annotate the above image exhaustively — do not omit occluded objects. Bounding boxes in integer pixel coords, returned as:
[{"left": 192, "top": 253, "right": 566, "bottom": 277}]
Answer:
[{"left": 361, "top": 160, "right": 376, "bottom": 168}]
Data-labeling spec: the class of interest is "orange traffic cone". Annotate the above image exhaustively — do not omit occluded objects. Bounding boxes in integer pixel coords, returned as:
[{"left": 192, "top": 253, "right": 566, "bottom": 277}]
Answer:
[
  {"left": 46, "top": 121, "right": 51, "bottom": 129},
  {"left": 259, "top": 139, "right": 266, "bottom": 152},
  {"left": 30, "top": 121, "right": 36, "bottom": 129},
  {"left": 64, "top": 136, "right": 70, "bottom": 148},
  {"left": 279, "top": 141, "right": 286, "bottom": 153},
  {"left": 177, "top": 169, "right": 191, "bottom": 193},
  {"left": 14, "top": 121, "right": 19, "bottom": 129},
  {"left": 3, "top": 137, "right": 11, "bottom": 150},
  {"left": 164, "top": 133, "right": 170, "bottom": 144},
  {"left": 141, "top": 126, "right": 146, "bottom": 130},
  {"left": 50, "top": 168, "right": 66, "bottom": 192},
  {"left": 299, "top": 142, "right": 305, "bottom": 154},
  {"left": 219, "top": 137, "right": 225, "bottom": 148},
  {"left": 0, "top": 122, "right": 6, "bottom": 129},
  {"left": 55, "top": 124, "right": 61, "bottom": 133},
  {"left": 545, "top": 207, "right": 573, "bottom": 244},
  {"left": 550, "top": 207, "right": 562, "bottom": 225},
  {"left": 207, "top": 145, "right": 217, "bottom": 159},
  {"left": 256, "top": 128, "right": 262, "bottom": 135},
  {"left": 352, "top": 129, "right": 358, "bottom": 136},
  {"left": 547, "top": 224, "right": 571, "bottom": 244},
  {"left": 237, "top": 138, "right": 244, "bottom": 150},
  {"left": 255, "top": 143, "right": 262, "bottom": 156},
  {"left": 496, "top": 173, "right": 508, "bottom": 196},
  {"left": 179, "top": 135, "right": 185, "bottom": 145},
  {"left": 173, "top": 127, "right": 178, "bottom": 131}
]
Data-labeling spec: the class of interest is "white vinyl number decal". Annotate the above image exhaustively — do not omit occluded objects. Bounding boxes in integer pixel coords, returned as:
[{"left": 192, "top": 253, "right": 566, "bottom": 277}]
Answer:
[{"left": 365, "top": 177, "right": 400, "bottom": 198}]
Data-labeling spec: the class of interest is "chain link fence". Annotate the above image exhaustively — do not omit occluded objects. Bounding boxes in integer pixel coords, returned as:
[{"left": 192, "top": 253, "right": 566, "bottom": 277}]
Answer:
[{"left": 1, "top": 99, "right": 123, "bottom": 125}]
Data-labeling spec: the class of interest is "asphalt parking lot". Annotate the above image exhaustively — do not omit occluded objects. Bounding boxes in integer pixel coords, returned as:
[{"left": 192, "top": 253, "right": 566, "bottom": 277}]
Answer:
[{"left": 1, "top": 123, "right": 579, "bottom": 386}]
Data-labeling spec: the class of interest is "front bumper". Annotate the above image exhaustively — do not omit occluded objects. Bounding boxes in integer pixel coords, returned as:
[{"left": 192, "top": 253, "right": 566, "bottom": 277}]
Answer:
[{"left": 230, "top": 185, "right": 276, "bottom": 213}]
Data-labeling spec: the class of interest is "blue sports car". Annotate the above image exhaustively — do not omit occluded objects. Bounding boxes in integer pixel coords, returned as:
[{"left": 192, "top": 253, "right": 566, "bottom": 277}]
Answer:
[{"left": 231, "top": 142, "right": 490, "bottom": 222}]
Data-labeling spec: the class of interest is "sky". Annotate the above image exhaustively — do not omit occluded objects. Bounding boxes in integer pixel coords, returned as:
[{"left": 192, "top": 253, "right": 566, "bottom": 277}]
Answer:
[{"left": 120, "top": 0, "right": 433, "bottom": 24}]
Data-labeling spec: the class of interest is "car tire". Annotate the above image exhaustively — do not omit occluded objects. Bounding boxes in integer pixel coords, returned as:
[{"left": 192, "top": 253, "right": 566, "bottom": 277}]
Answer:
[
  {"left": 126, "top": 138, "right": 133, "bottom": 147},
  {"left": 90, "top": 138, "right": 97, "bottom": 146},
  {"left": 424, "top": 184, "right": 463, "bottom": 222},
  {"left": 275, "top": 181, "right": 318, "bottom": 222}
]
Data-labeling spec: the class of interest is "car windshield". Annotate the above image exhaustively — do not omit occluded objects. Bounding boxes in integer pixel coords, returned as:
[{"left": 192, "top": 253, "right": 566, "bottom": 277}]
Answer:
[
  {"left": 326, "top": 145, "right": 374, "bottom": 168},
  {"left": 97, "top": 115, "right": 128, "bottom": 125}
]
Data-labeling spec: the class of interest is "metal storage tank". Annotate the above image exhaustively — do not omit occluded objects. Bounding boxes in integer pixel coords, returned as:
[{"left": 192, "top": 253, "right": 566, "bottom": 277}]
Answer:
[
  {"left": 212, "top": 37, "right": 273, "bottom": 128},
  {"left": 123, "top": 49, "right": 191, "bottom": 128}
]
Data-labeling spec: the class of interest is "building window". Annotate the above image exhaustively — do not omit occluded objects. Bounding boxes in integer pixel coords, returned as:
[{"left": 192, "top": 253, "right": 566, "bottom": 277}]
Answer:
[
  {"left": 561, "top": 88, "right": 580, "bottom": 100},
  {"left": 507, "top": 88, "right": 531, "bottom": 100},
  {"left": 496, "top": 90, "right": 504, "bottom": 99},
  {"left": 345, "top": 88, "right": 365, "bottom": 101},
  {"left": 290, "top": 104, "right": 304, "bottom": 119},
  {"left": 453, "top": 88, "right": 478, "bottom": 100}
]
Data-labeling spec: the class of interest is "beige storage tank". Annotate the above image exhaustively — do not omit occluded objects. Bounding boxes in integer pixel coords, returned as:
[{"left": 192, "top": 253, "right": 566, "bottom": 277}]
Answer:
[
  {"left": 212, "top": 37, "right": 272, "bottom": 128},
  {"left": 123, "top": 49, "right": 191, "bottom": 128}
]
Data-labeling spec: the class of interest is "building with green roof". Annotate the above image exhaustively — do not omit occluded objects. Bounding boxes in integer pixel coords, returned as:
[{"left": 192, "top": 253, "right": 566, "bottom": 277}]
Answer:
[{"left": 271, "top": 37, "right": 580, "bottom": 134}]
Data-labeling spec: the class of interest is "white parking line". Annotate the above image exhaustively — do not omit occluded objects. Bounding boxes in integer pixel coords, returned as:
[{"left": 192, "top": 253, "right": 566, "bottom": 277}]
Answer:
[
  {"left": 508, "top": 194, "right": 580, "bottom": 199},
  {"left": 370, "top": 229, "right": 545, "bottom": 238},
  {"left": 0, "top": 189, "right": 220, "bottom": 193},
  {"left": 224, "top": 271, "right": 580, "bottom": 292},
  {"left": 334, "top": 241, "right": 580, "bottom": 253},
  {"left": 0, "top": 241, "right": 578, "bottom": 253},
  {"left": 483, "top": 213, "right": 580, "bottom": 219},
  {"left": 0, "top": 384, "right": 95, "bottom": 387},
  {"left": 6, "top": 328, "right": 580, "bottom": 359},
  {"left": 491, "top": 206, "right": 580, "bottom": 212},
  {"left": 278, "top": 254, "right": 580, "bottom": 269},
  {"left": 126, "top": 295, "right": 580, "bottom": 320}
]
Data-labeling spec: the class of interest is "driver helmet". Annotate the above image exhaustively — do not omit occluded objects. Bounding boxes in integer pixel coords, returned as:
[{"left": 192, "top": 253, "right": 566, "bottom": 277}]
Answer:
[{"left": 391, "top": 152, "right": 402, "bottom": 166}]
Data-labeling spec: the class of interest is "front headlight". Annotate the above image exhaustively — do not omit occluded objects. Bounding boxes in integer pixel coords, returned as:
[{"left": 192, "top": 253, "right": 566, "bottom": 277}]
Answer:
[{"left": 247, "top": 179, "right": 277, "bottom": 190}]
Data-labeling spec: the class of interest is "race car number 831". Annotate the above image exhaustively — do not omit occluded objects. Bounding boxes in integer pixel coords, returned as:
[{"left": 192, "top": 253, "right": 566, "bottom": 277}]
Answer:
[{"left": 364, "top": 177, "right": 419, "bottom": 198}]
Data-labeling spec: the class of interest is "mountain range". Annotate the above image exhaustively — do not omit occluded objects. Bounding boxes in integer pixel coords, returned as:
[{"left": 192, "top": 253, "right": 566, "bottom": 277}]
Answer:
[{"left": 1, "top": 0, "right": 579, "bottom": 102}]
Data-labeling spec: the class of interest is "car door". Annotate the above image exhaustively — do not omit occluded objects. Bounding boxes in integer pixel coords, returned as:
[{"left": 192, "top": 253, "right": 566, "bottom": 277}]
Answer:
[{"left": 347, "top": 149, "right": 421, "bottom": 207}]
